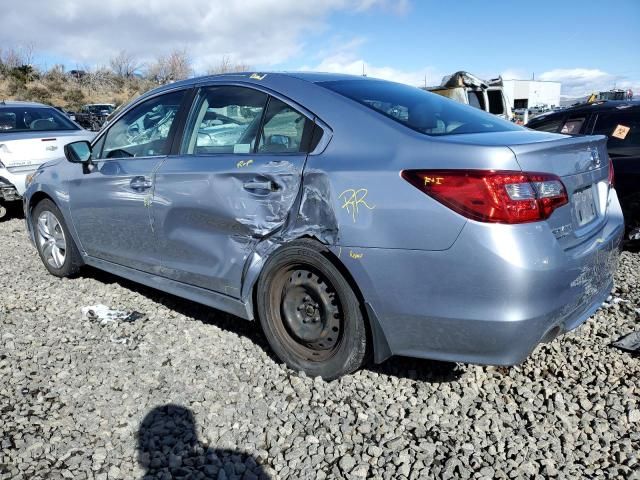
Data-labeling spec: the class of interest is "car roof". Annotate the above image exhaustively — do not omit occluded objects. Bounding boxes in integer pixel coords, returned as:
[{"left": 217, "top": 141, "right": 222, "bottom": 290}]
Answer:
[
  {"left": 0, "top": 100, "right": 50, "bottom": 108},
  {"left": 529, "top": 100, "right": 639, "bottom": 123},
  {"left": 137, "top": 71, "right": 385, "bottom": 101}
]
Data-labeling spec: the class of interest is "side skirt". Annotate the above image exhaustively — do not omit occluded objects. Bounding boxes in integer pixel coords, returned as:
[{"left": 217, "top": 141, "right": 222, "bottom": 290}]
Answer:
[{"left": 84, "top": 256, "right": 253, "bottom": 321}]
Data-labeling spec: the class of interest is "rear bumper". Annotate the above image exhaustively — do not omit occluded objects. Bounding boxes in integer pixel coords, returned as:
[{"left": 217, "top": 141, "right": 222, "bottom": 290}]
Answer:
[{"left": 338, "top": 193, "right": 624, "bottom": 366}]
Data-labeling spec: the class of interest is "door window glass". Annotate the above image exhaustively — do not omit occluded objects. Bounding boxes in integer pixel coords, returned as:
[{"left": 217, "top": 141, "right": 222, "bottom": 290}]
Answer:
[
  {"left": 184, "top": 86, "right": 268, "bottom": 155},
  {"left": 99, "top": 90, "right": 185, "bottom": 159},
  {"left": 467, "top": 90, "right": 485, "bottom": 110},
  {"left": 257, "top": 97, "right": 313, "bottom": 153},
  {"left": 487, "top": 90, "right": 504, "bottom": 115},
  {"left": 593, "top": 110, "right": 640, "bottom": 157}
]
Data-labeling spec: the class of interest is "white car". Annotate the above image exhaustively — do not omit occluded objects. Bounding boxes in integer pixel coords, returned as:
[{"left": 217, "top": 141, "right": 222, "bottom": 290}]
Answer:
[{"left": 0, "top": 101, "right": 94, "bottom": 217}]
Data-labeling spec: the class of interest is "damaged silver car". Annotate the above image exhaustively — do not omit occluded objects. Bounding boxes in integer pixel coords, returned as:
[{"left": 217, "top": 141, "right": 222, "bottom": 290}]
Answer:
[{"left": 23, "top": 73, "right": 624, "bottom": 379}]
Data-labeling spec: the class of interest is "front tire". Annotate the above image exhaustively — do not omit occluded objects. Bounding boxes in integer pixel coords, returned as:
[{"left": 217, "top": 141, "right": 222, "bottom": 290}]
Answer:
[
  {"left": 32, "top": 199, "right": 83, "bottom": 277},
  {"left": 256, "top": 240, "right": 367, "bottom": 380}
]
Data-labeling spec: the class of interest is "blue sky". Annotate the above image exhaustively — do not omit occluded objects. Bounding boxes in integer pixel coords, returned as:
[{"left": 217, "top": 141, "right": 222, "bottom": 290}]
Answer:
[
  {"left": 306, "top": 0, "right": 640, "bottom": 80},
  {"left": 3, "top": 0, "right": 639, "bottom": 97}
]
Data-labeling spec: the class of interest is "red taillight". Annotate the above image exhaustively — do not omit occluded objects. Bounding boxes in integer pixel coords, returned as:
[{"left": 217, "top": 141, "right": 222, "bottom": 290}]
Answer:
[
  {"left": 608, "top": 157, "right": 615, "bottom": 187},
  {"left": 401, "top": 169, "right": 568, "bottom": 224}
]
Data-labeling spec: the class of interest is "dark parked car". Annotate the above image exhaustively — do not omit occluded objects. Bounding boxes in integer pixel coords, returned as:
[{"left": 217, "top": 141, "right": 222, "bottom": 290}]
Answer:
[
  {"left": 23, "top": 73, "right": 622, "bottom": 379},
  {"left": 527, "top": 101, "right": 640, "bottom": 241},
  {"left": 74, "top": 103, "right": 116, "bottom": 131}
]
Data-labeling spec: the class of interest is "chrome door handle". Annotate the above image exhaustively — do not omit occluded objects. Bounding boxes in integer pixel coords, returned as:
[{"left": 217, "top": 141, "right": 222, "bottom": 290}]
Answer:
[
  {"left": 243, "top": 180, "right": 278, "bottom": 192},
  {"left": 130, "top": 176, "right": 152, "bottom": 191}
]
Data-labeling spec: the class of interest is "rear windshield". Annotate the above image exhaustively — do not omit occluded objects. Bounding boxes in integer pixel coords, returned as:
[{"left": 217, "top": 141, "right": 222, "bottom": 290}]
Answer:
[
  {"left": 87, "top": 105, "right": 114, "bottom": 114},
  {"left": 319, "top": 79, "right": 521, "bottom": 136},
  {"left": 0, "top": 106, "right": 79, "bottom": 132}
]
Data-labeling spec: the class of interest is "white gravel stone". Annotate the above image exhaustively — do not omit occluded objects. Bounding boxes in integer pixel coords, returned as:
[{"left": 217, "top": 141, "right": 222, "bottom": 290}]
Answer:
[{"left": 0, "top": 216, "right": 638, "bottom": 479}]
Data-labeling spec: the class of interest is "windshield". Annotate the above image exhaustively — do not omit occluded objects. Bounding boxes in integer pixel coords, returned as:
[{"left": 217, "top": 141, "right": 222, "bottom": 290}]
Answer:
[
  {"left": 319, "top": 79, "right": 521, "bottom": 136},
  {"left": 0, "top": 106, "right": 79, "bottom": 132}
]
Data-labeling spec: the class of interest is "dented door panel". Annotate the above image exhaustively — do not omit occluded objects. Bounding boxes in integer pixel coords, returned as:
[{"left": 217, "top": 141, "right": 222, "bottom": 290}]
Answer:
[{"left": 152, "top": 154, "right": 306, "bottom": 296}]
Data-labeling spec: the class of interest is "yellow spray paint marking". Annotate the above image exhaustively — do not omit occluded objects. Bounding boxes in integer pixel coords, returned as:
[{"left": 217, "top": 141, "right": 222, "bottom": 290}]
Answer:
[
  {"left": 338, "top": 188, "right": 375, "bottom": 223},
  {"left": 250, "top": 73, "right": 267, "bottom": 80},
  {"left": 349, "top": 250, "right": 363, "bottom": 259},
  {"left": 424, "top": 176, "right": 444, "bottom": 185},
  {"left": 236, "top": 159, "right": 254, "bottom": 168},
  {"left": 143, "top": 195, "right": 152, "bottom": 208}
]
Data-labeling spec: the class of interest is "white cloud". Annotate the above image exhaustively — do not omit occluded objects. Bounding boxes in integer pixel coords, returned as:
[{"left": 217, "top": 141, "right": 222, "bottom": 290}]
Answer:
[
  {"left": 1, "top": 0, "right": 406, "bottom": 72},
  {"left": 300, "top": 38, "right": 443, "bottom": 87},
  {"left": 538, "top": 68, "right": 639, "bottom": 98}
]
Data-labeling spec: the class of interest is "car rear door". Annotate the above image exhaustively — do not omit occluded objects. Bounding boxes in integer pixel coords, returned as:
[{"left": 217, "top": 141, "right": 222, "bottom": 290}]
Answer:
[
  {"left": 68, "top": 89, "right": 189, "bottom": 273},
  {"left": 590, "top": 107, "right": 640, "bottom": 228},
  {"left": 153, "top": 85, "right": 317, "bottom": 296}
]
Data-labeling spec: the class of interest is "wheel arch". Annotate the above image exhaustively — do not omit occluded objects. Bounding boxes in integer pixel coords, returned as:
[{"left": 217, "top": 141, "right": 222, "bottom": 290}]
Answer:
[
  {"left": 248, "top": 235, "right": 392, "bottom": 364},
  {"left": 28, "top": 190, "right": 56, "bottom": 215}
]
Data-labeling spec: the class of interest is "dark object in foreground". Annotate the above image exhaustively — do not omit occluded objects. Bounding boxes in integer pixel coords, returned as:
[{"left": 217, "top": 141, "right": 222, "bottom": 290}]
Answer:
[
  {"left": 611, "top": 330, "right": 640, "bottom": 355},
  {"left": 526, "top": 100, "right": 640, "bottom": 241}
]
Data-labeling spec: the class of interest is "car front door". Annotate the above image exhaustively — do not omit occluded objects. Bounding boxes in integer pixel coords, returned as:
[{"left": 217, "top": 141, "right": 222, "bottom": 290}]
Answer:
[
  {"left": 68, "top": 89, "right": 188, "bottom": 273},
  {"left": 153, "top": 85, "right": 316, "bottom": 296}
]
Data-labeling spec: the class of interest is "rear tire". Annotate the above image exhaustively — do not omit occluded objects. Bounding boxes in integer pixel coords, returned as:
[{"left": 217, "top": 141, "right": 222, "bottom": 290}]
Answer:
[
  {"left": 256, "top": 240, "right": 367, "bottom": 380},
  {"left": 32, "top": 199, "right": 83, "bottom": 277}
]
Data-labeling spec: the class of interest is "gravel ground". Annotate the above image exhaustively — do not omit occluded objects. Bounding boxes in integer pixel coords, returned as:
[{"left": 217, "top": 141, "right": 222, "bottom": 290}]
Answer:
[{"left": 1, "top": 214, "right": 639, "bottom": 480}]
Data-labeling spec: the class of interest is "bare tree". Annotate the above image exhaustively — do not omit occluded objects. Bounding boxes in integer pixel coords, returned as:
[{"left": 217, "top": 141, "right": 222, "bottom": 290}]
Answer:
[
  {"left": 206, "top": 55, "right": 252, "bottom": 75},
  {"left": 109, "top": 50, "right": 141, "bottom": 78},
  {"left": 1, "top": 47, "right": 26, "bottom": 70},
  {"left": 147, "top": 49, "right": 192, "bottom": 84},
  {"left": 0, "top": 43, "right": 36, "bottom": 69}
]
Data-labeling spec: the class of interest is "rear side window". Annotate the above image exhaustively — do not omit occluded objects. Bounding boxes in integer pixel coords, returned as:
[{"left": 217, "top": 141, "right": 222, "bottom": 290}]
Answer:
[
  {"left": 487, "top": 90, "right": 504, "bottom": 115},
  {"left": 0, "top": 106, "right": 79, "bottom": 132},
  {"left": 560, "top": 116, "right": 586, "bottom": 135},
  {"left": 319, "top": 79, "right": 521, "bottom": 136},
  {"left": 593, "top": 110, "right": 640, "bottom": 157},
  {"left": 527, "top": 116, "right": 563, "bottom": 133},
  {"left": 258, "top": 97, "right": 314, "bottom": 153}
]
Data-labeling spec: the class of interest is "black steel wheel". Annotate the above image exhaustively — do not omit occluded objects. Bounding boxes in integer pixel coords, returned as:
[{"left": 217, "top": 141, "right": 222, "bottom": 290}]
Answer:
[{"left": 257, "top": 239, "right": 367, "bottom": 380}]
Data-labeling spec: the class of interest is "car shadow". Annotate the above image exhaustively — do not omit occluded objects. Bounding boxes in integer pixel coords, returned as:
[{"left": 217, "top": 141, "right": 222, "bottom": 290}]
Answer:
[
  {"left": 622, "top": 239, "right": 640, "bottom": 253},
  {"left": 79, "top": 266, "right": 463, "bottom": 384},
  {"left": 370, "top": 356, "right": 464, "bottom": 383},
  {"left": 138, "top": 404, "right": 270, "bottom": 479}
]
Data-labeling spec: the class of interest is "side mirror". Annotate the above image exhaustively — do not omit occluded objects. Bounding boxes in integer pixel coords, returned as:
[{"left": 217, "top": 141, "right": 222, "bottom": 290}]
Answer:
[{"left": 64, "top": 141, "right": 92, "bottom": 163}]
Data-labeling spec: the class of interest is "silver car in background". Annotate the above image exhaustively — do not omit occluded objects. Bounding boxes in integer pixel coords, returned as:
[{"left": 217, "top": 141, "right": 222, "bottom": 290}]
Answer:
[
  {"left": 0, "top": 101, "right": 94, "bottom": 217},
  {"left": 22, "top": 73, "right": 624, "bottom": 379}
]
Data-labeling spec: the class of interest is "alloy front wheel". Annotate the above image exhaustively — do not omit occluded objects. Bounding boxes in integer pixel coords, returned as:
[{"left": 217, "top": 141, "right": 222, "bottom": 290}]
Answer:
[
  {"left": 32, "top": 199, "right": 82, "bottom": 277},
  {"left": 36, "top": 210, "right": 67, "bottom": 269}
]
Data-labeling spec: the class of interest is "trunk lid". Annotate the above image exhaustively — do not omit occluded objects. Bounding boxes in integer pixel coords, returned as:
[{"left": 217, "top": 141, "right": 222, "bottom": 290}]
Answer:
[
  {"left": 507, "top": 133, "right": 610, "bottom": 249},
  {"left": 0, "top": 130, "right": 95, "bottom": 173}
]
